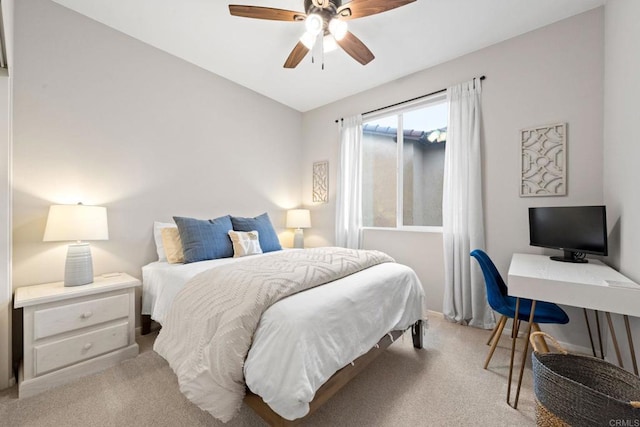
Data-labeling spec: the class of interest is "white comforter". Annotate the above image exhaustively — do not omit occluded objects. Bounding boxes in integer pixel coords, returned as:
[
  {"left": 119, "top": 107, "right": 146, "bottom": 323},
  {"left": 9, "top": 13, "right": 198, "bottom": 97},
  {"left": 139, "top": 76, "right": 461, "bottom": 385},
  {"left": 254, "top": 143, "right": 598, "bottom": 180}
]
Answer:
[{"left": 143, "top": 252, "right": 424, "bottom": 421}]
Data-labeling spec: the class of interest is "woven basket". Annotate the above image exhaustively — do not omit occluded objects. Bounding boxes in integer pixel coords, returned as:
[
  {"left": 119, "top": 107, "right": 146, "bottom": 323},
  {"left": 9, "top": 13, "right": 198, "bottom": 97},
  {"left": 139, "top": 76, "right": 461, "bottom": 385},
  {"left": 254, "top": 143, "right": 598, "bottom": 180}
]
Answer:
[{"left": 530, "top": 331, "right": 640, "bottom": 426}]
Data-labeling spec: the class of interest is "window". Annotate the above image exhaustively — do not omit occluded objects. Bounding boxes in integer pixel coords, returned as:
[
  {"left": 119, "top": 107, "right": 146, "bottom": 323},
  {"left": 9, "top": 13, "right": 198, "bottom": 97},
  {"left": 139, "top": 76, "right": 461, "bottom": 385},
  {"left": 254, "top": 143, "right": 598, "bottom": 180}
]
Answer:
[{"left": 361, "top": 95, "right": 448, "bottom": 228}]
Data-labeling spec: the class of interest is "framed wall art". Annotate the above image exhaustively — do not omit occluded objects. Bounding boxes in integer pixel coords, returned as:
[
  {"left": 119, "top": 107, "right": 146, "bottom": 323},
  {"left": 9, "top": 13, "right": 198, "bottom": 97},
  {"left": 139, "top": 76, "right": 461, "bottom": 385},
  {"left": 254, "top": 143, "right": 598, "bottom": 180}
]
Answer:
[
  {"left": 312, "top": 161, "right": 329, "bottom": 203},
  {"left": 520, "top": 123, "right": 566, "bottom": 197}
]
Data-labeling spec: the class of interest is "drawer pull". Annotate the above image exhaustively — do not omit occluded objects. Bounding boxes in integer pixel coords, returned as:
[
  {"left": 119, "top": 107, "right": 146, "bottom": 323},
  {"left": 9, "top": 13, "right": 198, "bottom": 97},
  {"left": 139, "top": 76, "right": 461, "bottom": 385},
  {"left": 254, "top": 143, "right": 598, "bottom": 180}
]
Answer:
[
  {"left": 82, "top": 343, "right": 93, "bottom": 351},
  {"left": 80, "top": 311, "right": 93, "bottom": 319}
]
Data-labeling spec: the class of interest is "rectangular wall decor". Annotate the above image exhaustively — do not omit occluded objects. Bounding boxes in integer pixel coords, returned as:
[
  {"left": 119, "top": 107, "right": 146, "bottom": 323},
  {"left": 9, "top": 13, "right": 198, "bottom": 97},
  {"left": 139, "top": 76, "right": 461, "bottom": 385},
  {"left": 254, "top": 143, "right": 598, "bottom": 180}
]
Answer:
[
  {"left": 312, "top": 161, "right": 329, "bottom": 203},
  {"left": 520, "top": 123, "right": 567, "bottom": 197}
]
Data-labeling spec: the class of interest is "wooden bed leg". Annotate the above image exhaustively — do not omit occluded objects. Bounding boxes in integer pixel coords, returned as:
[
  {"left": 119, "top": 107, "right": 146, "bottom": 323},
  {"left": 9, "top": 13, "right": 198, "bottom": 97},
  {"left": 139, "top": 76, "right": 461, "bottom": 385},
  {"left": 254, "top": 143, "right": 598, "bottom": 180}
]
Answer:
[
  {"left": 141, "top": 314, "right": 152, "bottom": 335},
  {"left": 412, "top": 320, "right": 424, "bottom": 349}
]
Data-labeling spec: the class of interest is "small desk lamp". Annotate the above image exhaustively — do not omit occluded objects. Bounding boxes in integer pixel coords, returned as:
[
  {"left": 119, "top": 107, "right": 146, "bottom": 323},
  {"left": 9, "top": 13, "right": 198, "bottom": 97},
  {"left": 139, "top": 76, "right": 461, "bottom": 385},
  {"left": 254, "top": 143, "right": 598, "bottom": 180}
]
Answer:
[
  {"left": 286, "top": 209, "right": 311, "bottom": 249},
  {"left": 43, "top": 203, "right": 109, "bottom": 286}
]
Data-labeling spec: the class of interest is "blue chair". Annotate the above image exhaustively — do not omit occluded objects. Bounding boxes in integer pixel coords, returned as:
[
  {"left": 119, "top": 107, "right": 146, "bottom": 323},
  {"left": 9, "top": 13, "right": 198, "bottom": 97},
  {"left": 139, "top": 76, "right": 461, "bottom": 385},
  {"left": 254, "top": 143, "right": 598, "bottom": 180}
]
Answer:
[{"left": 470, "top": 249, "right": 569, "bottom": 369}]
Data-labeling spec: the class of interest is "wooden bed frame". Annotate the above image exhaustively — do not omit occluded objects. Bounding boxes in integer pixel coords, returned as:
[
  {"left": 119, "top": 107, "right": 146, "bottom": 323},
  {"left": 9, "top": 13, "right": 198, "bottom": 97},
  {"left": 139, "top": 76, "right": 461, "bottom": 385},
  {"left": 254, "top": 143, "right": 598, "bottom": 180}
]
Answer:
[{"left": 142, "top": 317, "right": 423, "bottom": 426}]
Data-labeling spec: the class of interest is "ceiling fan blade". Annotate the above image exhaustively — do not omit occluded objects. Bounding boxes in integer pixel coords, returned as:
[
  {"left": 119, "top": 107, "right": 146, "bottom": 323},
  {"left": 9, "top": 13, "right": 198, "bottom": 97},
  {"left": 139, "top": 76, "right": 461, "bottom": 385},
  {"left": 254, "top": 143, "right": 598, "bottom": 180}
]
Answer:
[
  {"left": 284, "top": 42, "right": 310, "bottom": 68},
  {"left": 337, "top": 0, "right": 415, "bottom": 20},
  {"left": 229, "top": 5, "right": 306, "bottom": 22},
  {"left": 336, "top": 31, "right": 375, "bottom": 65}
]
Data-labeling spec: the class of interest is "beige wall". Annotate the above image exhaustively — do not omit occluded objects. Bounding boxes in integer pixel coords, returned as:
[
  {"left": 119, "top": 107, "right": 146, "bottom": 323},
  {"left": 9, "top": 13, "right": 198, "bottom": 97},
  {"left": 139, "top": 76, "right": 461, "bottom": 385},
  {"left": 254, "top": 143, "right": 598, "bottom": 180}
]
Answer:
[
  {"left": 362, "top": 229, "right": 444, "bottom": 313},
  {"left": 0, "top": 0, "right": 14, "bottom": 390},
  {"left": 603, "top": 0, "right": 640, "bottom": 368},
  {"left": 0, "top": 74, "right": 11, "bottom": 388},
  {"left": 12, "top": 1, "right": 303, "bottom": 290},
  {"left": 302, "top": 9, "right": 605, "bottom": 349}
]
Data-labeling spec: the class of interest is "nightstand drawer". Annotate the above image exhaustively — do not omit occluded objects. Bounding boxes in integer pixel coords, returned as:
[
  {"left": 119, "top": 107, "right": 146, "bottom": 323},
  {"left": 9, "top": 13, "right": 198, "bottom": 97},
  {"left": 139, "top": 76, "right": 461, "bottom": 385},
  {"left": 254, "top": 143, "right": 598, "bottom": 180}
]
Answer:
[
  {"left": 34, "top": 322, "right": 129, "bottom": 375},
  {"left": 33, "top": 293, "right": 129, "bottom": 339}
]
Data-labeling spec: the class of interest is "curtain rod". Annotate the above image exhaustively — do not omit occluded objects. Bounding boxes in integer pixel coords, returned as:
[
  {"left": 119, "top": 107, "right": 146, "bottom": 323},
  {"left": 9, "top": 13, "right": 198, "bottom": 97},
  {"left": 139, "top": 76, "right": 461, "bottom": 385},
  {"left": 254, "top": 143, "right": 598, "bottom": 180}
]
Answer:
[{"left": 335, "top": 75, "right": 485, "bottom": 123}]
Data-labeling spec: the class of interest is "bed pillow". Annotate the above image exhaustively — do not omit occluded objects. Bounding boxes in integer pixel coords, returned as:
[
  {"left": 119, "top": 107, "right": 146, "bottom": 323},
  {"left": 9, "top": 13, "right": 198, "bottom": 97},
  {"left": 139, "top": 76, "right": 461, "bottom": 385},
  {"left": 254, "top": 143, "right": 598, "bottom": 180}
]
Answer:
[
  {"left": 153, "top": 221, "right": 177, "bottom": 262},
  {"left": 228, "top": 230, "right": 263, "bottom": 258},
  {"left": 230, "top": 213, "right": 282, "bottom": 253},
  {"left": 161, "top": 227, "right": 184, "bottom": 264},
  {"left": 173, "top": 215, "right": 234, "bottom": 263}
]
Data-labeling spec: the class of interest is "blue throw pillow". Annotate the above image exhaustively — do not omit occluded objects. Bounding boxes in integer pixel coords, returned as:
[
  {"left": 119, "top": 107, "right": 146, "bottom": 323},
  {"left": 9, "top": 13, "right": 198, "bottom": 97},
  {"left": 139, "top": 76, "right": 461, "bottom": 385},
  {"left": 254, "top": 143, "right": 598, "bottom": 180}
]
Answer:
[
  {"left": 173, "top": 215, "right": 234, "bottom": 263},
  {"left": 230, "top": 213, "right": 282, "bottom": 253}
]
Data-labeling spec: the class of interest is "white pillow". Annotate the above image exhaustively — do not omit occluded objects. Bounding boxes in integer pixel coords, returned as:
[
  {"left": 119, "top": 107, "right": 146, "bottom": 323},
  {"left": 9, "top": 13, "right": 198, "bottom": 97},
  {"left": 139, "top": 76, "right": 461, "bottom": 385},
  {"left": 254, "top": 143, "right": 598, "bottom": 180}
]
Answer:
[
  {"left": 228, "top": 230, "right": 263, "bottom": 258},
  {"left": 153, "top": 221, "right": 177, "bottom": 262}
]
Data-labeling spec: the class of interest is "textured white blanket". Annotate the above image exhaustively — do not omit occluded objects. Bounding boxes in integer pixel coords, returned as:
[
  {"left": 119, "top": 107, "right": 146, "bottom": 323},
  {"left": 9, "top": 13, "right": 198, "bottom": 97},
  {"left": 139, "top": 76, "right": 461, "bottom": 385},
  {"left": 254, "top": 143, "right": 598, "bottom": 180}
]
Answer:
[{"left": 153, "top": 247, "right": 395, "bottom": 422}]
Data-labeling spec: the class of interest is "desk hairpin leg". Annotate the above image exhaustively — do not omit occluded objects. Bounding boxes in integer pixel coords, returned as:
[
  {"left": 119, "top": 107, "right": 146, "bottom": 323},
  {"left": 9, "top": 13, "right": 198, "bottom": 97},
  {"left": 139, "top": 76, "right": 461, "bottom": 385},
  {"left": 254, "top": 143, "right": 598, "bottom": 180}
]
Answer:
[
  {"left": 507, "top": 297, "right": 521, "bottom": 405},
  {"left": 606, "top": 312, "right": 624, "bottom": 368},
  {"left": 583, "top": 308, "right": 597, "bottom": 357},
  {"left": 595, "top": 310, "right": 605, "bottom": 359},
  {"left": 623, "top": 315, "right": 639, "bottom": 376},
  {"left": 583, "top": 309, "right": 607, "bottom": 359}
]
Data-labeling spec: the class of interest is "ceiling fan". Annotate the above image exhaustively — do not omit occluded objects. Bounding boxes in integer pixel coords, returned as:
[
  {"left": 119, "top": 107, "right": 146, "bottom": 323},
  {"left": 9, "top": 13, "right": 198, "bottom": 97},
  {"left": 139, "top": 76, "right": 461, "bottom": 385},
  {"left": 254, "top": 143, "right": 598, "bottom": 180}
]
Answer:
[{"left": 228, "top": 0, "right": 416, "bottom": 68}]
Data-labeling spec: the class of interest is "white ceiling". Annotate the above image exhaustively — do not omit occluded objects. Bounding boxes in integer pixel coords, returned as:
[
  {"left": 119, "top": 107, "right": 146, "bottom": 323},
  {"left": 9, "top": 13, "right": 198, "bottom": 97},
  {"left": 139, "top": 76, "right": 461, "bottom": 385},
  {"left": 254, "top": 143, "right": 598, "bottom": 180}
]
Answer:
[{"left": 51, "top": 0, "right": 605, "bottom": 112}]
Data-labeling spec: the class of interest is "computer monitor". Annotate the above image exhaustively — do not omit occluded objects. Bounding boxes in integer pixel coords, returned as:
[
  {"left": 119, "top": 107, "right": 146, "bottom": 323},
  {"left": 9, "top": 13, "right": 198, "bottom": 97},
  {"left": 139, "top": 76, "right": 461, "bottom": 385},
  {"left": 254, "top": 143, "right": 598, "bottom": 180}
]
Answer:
[{"left": 528, "top": 205, "right": 608, "bottom": 263}]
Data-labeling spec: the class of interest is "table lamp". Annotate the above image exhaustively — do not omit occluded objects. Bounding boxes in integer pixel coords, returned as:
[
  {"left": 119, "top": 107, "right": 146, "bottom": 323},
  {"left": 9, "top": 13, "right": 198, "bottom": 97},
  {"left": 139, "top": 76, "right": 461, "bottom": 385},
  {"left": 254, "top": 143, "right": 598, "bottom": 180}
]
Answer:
[
  {"left": 286, "top": 209, "right": 311, "bottom": 249},
  {"left": 43, "top": 203, "right": 109, "bottom": 286}
]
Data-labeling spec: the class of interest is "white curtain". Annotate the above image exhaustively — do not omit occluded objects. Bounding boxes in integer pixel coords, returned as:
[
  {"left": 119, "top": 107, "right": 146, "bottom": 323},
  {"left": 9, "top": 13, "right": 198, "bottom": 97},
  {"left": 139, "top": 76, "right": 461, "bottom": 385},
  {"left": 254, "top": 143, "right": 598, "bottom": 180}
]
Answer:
[
  {"left": 335, "top": 115, "right": 363, "bottom": 249},
  {"left": 442, "top": 78, "right": 494, "bottom": 328}
]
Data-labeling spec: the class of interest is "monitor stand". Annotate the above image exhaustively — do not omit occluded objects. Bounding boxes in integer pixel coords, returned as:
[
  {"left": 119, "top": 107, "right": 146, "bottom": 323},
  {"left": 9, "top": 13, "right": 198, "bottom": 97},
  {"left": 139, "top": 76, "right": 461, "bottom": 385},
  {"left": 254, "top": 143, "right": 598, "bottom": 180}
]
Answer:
[{"left": 550, "top": 250, "right": 588, "bottom": 263}]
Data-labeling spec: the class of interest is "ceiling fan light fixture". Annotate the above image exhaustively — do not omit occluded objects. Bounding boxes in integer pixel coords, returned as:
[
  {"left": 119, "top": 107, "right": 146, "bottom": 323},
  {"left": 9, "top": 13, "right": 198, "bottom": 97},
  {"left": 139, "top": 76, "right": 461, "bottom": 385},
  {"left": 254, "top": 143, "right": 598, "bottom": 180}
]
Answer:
[
  {"left": 328, "top": 18, "right": 347, "bottom": 41},
  {"left": 300, "top": 31, "right": 317, "bottom": 49},
  {"left": 305, "top": 14, "right": 323, "bottom": 36},
  {"left": 323, "top": 35, "right": 338, "bottom": 52}
]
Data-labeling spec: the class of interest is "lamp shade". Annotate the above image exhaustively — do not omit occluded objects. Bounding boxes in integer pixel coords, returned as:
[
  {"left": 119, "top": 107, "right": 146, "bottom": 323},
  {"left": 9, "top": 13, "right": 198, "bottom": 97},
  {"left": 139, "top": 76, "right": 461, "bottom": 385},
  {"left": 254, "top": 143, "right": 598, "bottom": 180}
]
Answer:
[
  {"left": 43, "top": 204, "right": 109, "bottom": 242},
  {"left": 286, "top": 209, "right": 311, "bottom": 229}
]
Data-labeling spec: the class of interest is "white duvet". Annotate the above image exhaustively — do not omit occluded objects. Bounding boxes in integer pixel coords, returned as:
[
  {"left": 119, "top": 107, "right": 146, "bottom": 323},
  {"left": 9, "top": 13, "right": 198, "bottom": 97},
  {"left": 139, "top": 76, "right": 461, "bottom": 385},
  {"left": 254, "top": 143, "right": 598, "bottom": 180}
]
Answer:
[{"left": 143, "top": 253, "right": 424, "bottom": 421}]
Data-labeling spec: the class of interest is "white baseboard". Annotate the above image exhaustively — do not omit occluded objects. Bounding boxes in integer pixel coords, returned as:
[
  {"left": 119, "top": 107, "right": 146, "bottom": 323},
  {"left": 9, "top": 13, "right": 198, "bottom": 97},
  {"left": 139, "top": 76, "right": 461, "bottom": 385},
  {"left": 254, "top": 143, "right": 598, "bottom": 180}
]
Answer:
[
  {"left": 428, "top": 310, "right": 596, "bottom": 356},
  {"left": 500, "top": 326, "right": 594, "bottom": 356},
  {"left": 426, "top": 310, "right": 444, "bottom": 318}
]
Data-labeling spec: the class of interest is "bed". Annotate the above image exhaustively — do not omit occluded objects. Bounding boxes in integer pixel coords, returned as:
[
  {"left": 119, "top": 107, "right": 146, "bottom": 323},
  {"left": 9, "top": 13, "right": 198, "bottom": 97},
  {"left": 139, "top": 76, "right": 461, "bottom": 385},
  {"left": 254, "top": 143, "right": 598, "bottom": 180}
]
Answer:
[{"left": 143, "top": 247, "right": 425, "bottom": 425}]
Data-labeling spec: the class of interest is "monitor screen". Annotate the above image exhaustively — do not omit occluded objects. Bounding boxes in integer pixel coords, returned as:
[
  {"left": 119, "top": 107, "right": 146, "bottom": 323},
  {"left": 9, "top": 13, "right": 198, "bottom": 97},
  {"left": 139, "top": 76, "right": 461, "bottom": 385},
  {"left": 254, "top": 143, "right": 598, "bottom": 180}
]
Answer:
[{"left": 529, "top": 206, "right": 608, "bottom": 263}]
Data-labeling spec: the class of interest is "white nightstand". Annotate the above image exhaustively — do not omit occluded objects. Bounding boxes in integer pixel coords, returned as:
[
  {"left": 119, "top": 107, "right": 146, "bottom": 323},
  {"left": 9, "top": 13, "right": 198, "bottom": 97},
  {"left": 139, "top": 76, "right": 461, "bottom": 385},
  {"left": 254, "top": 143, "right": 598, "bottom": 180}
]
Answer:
[{"left": 14, "top": 272, "right": 141, "bottom": 398}]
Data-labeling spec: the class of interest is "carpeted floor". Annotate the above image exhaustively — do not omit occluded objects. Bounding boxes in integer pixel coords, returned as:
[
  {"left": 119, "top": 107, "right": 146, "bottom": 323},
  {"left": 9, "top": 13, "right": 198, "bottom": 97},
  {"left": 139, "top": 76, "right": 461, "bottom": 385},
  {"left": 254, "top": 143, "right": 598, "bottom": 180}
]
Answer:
[{"left": 0, "top": 314, "right": 536, "bottom": 426}]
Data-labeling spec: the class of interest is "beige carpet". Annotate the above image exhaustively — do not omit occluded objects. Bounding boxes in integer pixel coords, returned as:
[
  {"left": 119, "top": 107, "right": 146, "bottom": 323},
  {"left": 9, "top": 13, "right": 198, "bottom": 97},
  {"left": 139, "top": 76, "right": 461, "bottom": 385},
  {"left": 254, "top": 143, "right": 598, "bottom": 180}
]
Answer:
[{"left": 0, "top": 314, "right": 536, "bottom": 426}]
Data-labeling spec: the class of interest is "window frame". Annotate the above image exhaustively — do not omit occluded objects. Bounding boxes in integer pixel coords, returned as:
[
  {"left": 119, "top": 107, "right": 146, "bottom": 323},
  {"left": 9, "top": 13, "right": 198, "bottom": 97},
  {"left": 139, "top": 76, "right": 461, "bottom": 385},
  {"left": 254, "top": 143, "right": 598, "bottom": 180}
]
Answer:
[{"left": 361, "top": 92, "right": 447, "bottom": 231}]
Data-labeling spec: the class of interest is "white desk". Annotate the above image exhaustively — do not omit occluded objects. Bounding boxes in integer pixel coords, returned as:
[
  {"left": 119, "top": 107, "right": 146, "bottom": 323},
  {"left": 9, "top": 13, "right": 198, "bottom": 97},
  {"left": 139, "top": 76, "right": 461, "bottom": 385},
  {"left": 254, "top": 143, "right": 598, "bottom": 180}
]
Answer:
[
  {"left": 509, "top": 253, "right": 640, "bottom": 317},
  {"left": 506, "top": 253, "right": 640, "bottom": 408}
]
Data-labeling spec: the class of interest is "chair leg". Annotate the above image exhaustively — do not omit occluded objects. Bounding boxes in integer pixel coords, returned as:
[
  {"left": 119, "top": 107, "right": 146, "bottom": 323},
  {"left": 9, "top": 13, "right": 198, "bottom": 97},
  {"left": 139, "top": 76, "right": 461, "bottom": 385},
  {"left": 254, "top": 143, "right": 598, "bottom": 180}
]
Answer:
[
  {"left": 531, "top": 323, "right": 549, "bottom": 353},
  {"left": 484, "top": 315, "right": 507, "bottom": 369},
  {"left": 486, "top": 316, "right": 503, "bottom": 346}
]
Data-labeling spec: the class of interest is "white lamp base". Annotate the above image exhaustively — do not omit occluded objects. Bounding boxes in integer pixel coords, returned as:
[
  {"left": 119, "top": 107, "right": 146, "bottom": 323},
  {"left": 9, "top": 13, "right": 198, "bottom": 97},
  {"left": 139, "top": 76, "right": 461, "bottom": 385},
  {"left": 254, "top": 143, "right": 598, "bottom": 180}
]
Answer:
[
  {"left": 293, "top": 228, "right": 305, "bottom": 249},
  {"left": 64, "top": 243, "right": 94, "bottom": 287}
]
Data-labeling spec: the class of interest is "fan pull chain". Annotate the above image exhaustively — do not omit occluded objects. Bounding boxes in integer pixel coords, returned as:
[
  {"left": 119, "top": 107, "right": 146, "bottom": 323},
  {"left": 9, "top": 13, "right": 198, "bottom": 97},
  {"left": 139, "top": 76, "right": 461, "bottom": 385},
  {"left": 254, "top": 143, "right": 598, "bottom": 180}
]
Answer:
[
  {"left": 312, "top": 31, "right": 318, "bottom": 65},
  {"left": 321, "top": 35, "right": 325, "bottom": 70}
]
